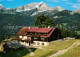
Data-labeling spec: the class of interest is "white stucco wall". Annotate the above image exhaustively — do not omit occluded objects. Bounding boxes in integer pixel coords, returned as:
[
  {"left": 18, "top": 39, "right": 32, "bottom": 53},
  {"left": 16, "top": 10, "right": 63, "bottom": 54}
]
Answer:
[
  {"left": 23, "top": 36, "right": 27, "bottom": 38},
  {"left": 19, "top": 41, "right": 29, "bottom": 46},
  {"left": 19, "top": 41, "right": 50, "bottom": 47},
  {"left": 19, "top": 36, "right": 31, "bottom": 47},
  {"left": 19, "top": 35, "right": 27, "bottom": 40},
  {"left": 33, "top": 41, "right": 50, "bottom": 46}
]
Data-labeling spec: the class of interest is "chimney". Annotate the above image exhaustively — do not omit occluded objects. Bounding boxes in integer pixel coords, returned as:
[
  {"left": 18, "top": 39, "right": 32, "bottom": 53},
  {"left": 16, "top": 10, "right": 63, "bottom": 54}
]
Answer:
[
  {"left": 48, "top": 26, "right": 50, "bottom": 28},
  {"left": 37, "top": 27, "right": 39, "bottom": 29},
  {"left": 28, "top": 27, "right": 31, "bottom": 29}
]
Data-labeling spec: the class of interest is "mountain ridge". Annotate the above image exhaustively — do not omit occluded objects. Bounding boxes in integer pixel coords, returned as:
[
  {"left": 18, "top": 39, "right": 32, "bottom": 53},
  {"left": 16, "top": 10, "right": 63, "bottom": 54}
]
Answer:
[
  {"left": 0, "top": 2, "right": 64, "bottom": 12},
  {"left": 0, "top": 2, "right": 80, "bottom": 37},
  {"left": 0, "top": 2, "right": 80, "bottom": 15}
]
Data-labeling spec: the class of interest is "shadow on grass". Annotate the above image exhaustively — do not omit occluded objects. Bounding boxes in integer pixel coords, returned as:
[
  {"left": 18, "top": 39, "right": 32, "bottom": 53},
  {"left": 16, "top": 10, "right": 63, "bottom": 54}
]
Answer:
[{"left": 0, "top": 47, "right": 37, "bottom": 57}]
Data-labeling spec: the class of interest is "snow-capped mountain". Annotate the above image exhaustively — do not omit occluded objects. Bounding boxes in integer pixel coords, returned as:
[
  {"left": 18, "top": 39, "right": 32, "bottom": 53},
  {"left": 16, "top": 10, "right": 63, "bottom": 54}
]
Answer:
[
  {"left": 38, "top": 2, "right": 53, "bottom": 11},
  {"left": 0, "top": 2, "right": 80, "bottom": 37},
  {"left": 70, "top": 8, "right": 80, "bottom": 15},
  {"left": 0, "top": 2, "right": 80, "bottom": 14},
  {"left": 24, "top": 2, "right": 39, "bottom": 11},
  {"left": 53, "top": 6, "right": 64, "bottom": 11},
  {"left": 0, "top": 4, "right": 4, "bottom": 10},
  {"left": 15, "top": 2, "right": 39, "bottom": 12},
  {"left": 15, "top": 6, "right": 24, "bottom": 12},
  {"left": 14, "top": 2, "right": 64, "bottom": 16},
  {"left": 15, "top": 2, "right": 64, "bottom": 12},
  {"left": 75, "top": 8, "right": 80, "bottom": 14}
]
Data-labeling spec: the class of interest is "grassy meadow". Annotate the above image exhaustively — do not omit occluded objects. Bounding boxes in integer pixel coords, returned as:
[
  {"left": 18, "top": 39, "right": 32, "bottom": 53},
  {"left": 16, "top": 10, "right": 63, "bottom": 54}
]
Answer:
[
  {"left": 1, "top": 39, "right": 80, "bottom": 57},
  {"left": 24, "top": 40, "right": 76, "bottom": 57},
  {"left": 58, "top": 40, "right": 80, "bottom": 57}
]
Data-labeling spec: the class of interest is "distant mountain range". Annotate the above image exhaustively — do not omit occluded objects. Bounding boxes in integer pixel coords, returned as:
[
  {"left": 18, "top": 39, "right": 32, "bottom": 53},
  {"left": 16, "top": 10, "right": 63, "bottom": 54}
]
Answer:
[
  {"left": 0, "top": 2, "right": 80, "bottom": 14},
  {"left": 15, "top": 2, "right": 64, "bottom": 12},
  {"left": 0, "top": 2, "right": 80, "bottom": 37}
]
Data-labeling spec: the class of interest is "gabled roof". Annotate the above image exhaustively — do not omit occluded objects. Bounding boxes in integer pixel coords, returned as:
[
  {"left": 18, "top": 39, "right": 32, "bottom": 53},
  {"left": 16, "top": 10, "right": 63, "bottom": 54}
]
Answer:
[
  {"left": 40, "top": 28, "right": 55, "bottom": 38},
  {"left": 28, "top": 27, "right": 52, "bottom": 33},
  {"left": 27, "top": 28, "right": 55, "bottom": 38},
  {"left": 17, "top": 27, "right": 29, "bottom": 35},
  {"left": 17, "top": 27, "right": 56, "bottom": 38}
]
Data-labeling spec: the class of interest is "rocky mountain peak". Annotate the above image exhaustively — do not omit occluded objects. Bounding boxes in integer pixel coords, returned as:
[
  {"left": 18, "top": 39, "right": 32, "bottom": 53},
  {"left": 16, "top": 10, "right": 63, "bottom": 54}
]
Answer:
[
  {"left": 23, "top": 2, "right": 39, "bottom": 11},
  {"left": 14, "top": 2, "right": 64, "bottom": 12},
  {"left": 0, "top": 4, "right": 3, "bottom": 7},
  {"left": 39, "top": 2, "right": 48, "bottom": 7},
  {"left": 0, "top": 4, "right": 4, "bottom": 10},
  {"left": 39, "top": 1, "right": 44, "bottom": 4},
  {"left": 75, "top": 8, "right": 80, "bottom": 14},
  {"left": 38, "top": 2, "right": 52, "bottom": 11},
  {"left": 16, "top": 6, "right": 24, "bottom": 12},
  {"left": 53, "top": 6, "right": 64, "bottom": 11}
]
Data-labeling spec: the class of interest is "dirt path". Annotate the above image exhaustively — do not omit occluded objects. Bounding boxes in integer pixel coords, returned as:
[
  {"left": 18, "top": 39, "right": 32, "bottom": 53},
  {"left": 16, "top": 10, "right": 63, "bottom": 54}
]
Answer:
[
  {"left": 32, "top": 46, "right": 44, "bottom": 49},
  {"left": 49, "top": 41, "right": 78, "bottom": 57}
]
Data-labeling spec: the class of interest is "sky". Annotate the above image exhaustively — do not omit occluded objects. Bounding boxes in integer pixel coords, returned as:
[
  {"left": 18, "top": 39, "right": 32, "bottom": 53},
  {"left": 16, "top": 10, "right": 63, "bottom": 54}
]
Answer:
[{"left": 0, "top": 0, "right": 80, "bottom": 11}]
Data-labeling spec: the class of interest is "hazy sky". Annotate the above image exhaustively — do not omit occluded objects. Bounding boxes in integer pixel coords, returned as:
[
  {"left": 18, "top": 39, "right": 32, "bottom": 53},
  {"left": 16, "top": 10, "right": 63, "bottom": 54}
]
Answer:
[{"left": 0, "top": 0, "right": 80, "bottom": 11}]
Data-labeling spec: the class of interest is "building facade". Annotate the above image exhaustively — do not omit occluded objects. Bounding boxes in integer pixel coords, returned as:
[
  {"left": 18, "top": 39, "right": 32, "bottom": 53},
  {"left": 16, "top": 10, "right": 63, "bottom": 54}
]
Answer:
[{"left": 14, "top": 27, "right": 61, "bottom": 46}]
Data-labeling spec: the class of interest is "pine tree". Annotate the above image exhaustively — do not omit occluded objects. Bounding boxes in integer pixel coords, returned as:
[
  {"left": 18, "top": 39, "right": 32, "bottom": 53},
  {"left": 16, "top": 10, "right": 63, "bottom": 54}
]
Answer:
[{"left": 34, "top": 14, "right": 55, "bottom": 27}]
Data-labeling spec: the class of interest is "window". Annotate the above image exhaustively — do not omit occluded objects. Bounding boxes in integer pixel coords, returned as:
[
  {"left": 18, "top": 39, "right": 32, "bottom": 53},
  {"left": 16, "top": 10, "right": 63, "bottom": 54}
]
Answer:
[
  {"left": 34, "top": 33, "right": 37, "bottom": 35},
  {"left": 34, "top": 37, "right": 37, "bottom": 39},
  {"left": 33, "top": 42, "right": 36, "bottom": 45},
  {"left": 23, "top": 36, "right": 27, "bottom": 39},
  {"left": 27, "top": 37, "right": 31, "bottom": 39},
  {"left": 44, "top": 33, "right": 47, "bottom": 36},
  {"left": 41, "top": 38, "right": 45, "bottom": 40},
  {"left": 21, "top": 40, "right": 24, "bottom": 42},
  {"left": 37, "top": 42, "right": 40, "bottom": 45},
  {"left": 29, "top": 33, "right": 32, "bottom": 35},
  {"left": 42, "top": 43, "right": 44, "bottom": 46},
  {"left": 19, "top": 36, "right": 22, "bottom": 38}
]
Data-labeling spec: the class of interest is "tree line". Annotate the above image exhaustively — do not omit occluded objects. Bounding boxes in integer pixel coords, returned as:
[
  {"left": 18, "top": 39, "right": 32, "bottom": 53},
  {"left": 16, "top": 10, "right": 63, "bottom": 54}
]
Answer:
[
  {"left": 34, "top": 14, "right": 80, "bottom": 39},
  {"left": 0, "top": 14, "right": 80, "bottom": 42}
]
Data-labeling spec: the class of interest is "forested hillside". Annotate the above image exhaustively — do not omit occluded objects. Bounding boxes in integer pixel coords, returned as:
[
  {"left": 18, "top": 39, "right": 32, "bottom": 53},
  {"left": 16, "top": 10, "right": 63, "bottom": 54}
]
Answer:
[{"left": 0, "top": 8, "right": 80, "bottom": 37}]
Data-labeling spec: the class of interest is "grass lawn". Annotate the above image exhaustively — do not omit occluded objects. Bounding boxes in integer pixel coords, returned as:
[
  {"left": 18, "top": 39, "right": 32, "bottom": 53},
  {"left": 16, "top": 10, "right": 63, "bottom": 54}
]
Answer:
[
  {"left": 58, "top": 40, "right": 80, "bottom": 57},
  {"left": 23, "top": 40, "right": 76, "bottom": 57},
  {"left": 0, "top": 40, "right": 77, "bottom": 57}
]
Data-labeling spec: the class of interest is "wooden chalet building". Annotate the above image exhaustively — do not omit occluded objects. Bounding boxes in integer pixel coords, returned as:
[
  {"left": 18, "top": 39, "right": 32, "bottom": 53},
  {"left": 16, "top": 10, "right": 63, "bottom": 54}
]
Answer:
[{"left": 14, "top": 27, "right": 61, "bottom": 46}]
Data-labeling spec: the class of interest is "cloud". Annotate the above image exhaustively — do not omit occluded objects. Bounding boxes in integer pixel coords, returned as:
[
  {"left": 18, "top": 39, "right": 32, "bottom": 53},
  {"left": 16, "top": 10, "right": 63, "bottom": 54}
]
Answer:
[
  {"left": 62, "top": 0, "right": 68, "bottom": 1},
  {"left": 46, "top": 0, "right": 59, "bottom": 2},
  {"left": 72, "top": 5, "right": 79, "bottom": 8},
  {"left": 72, "top": 4, "right": 80, "bottom": 8}
]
